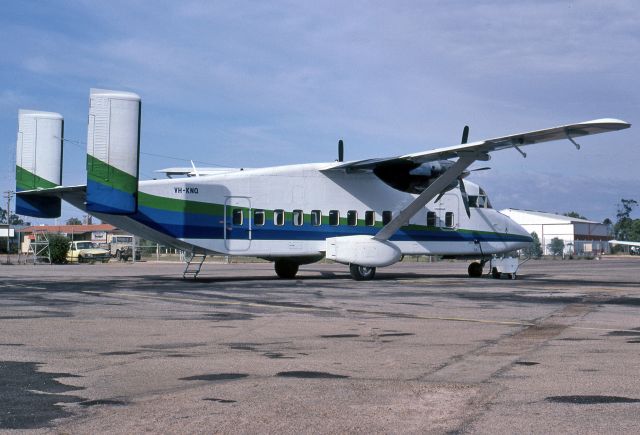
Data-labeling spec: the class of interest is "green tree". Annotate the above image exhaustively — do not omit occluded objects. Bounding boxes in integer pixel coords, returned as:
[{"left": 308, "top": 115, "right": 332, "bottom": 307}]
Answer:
[
  {"left": 614, "top": 198, "right": 638, "bottom": 240},
  {"left": 523, "top": 231, "right": 542, "bottom": 258},
  {"left": 564, "top": 211, "right": 587, "bottom": 220},
  {"left": 49, "top": 234, "right": 70, "bottom": 264},
  {"left": 66, "top": 217, "right": 82, "bottom": 225},
  {"left": 548, "top": 237, "right": 565, "bottom": 258}
]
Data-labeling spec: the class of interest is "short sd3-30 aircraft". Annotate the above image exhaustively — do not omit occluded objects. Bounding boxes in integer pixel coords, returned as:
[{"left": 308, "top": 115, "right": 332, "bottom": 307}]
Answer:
[{"left": 15, "top": 89, "right": 630, "bottom": 280}]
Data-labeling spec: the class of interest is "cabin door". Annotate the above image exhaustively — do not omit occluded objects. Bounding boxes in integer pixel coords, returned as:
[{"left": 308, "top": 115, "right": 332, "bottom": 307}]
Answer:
[
  {"left": 224, "top": 196, "right": 251, "bottom": 251},
  {"left": 436, "top": 193, "right": 460, "bottom": 229}
]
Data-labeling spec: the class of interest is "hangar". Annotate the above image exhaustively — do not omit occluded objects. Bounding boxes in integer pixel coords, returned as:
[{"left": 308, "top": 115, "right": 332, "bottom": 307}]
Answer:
[{"left": 500, "top": 209, "right": 611, "bottom": 256}]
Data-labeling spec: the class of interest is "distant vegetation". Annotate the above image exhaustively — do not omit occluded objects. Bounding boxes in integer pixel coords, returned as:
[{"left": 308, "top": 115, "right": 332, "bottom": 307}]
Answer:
[
  {"left": 563, "top": 211, "right": 587, "bottom": 220},
  {"left": 614, "top": 199, "right": 640, "bottom": 242},
  {"left": 523, "top": 232, "right": 542, "bottom": 258}
]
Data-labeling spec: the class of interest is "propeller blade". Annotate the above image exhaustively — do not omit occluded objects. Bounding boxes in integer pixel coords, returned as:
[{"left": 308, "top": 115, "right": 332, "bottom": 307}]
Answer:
[
  {"left": 459, "top": 178, "right": 471, "bottom": 218},
  {"left": 435, "top": 192, "right": 445, "bottom": 203},
  {"left": 470, "top": 166, "right": 491, "bottom": 172},
  {"left": 461, "top": 125, "right": 469, "bottom": 144}
]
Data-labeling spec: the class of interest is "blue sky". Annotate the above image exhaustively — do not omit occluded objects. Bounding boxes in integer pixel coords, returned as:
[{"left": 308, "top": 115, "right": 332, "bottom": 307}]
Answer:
[{"left": 1, "top": 0, "right": 638, "bottom": 223}]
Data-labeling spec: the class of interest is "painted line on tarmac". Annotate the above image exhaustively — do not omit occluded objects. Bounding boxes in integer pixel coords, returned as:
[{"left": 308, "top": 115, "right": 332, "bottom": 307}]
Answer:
[{"left": 81, "top": 291, "right": 330, "bottom": 312}]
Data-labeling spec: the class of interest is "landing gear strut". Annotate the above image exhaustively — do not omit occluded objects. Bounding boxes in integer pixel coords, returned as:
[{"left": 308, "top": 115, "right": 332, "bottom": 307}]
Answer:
[{"left": 349, "top": 264, "right": 376, "bottom": 281}]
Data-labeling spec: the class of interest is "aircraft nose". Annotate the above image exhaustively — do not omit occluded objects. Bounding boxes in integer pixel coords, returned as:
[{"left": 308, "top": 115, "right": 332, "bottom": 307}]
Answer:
[{"left": 511, "top": 219, "right": 533, "bottom": 243}]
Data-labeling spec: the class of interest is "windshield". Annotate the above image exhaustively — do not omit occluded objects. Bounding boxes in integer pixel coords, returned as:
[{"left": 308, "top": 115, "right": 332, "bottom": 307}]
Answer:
[
  {"left": 75, "top": 242, "right": 96, "bottom": 249},
  {"left": 468, "top": 187, "right": 493, "bottom": 209}
]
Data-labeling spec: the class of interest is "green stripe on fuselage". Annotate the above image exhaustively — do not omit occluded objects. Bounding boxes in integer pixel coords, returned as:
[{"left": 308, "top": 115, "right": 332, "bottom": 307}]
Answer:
[
  {"left": 15, "top": 165, "right": 58, "bottom": 191},
  {"left": 86, "top": 154, "right": 137, "bottom": 194},
  {"left": 137, "top": 191, "right": 516, "bottom": 238}
]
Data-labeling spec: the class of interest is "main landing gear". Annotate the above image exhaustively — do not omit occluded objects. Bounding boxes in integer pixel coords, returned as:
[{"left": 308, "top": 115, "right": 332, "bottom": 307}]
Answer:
[
  {"left": 274, "top": 259, "right": 299, "bottom": 279},
  {"left": 349, "top": 264, "right": 376, "bottom": 281},
  {"left": 467, "top": 260, "right": 486, "bottom": 278}
]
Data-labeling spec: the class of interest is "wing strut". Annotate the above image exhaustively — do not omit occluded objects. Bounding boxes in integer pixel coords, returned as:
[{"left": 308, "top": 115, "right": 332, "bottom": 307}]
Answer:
[{"left": 374, "top": 151, "right": 488, "bottom": 241}]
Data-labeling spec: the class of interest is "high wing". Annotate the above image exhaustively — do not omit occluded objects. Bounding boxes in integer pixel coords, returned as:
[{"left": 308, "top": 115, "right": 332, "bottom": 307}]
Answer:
[
  {"left": 321, "top": 118, "right": 630, "bottom": 241},
  {"left": 324, "top": 118, "right": 630, "bottom": 171}
]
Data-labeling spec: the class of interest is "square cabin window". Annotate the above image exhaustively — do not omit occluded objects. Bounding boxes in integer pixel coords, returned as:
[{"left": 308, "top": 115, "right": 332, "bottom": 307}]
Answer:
[
  {"left": 427, "top": 211, "right": 436, "bottom": 227},
  {"left": 232, "top": 209, "right": 243, "bottom": 225},
  {"left": 274, "top": 209, "right": 285, "bottom": 226},
  {"left": 445, "top": 211, "right": 455, "bottom": 228},
  {"left": 382, "top": 210, "right": 393, "bottom": 225},
  {"left": 253, "top": 209, "right": 265, "bottom": 226},
  {"left": 329, "top": 210, "right": 340, "bottom": 226},
  {"left": 365, "top": 210, "right": 375, "bottom": 226},
  {"left": 347, "top": 210, "right": 358, "bottom": 226},
  {"left": 292, "top": 209, "right": 304, "bottom": 226},
  {"left": 311, "top": 210, "right": 322, "bottom": 226}
]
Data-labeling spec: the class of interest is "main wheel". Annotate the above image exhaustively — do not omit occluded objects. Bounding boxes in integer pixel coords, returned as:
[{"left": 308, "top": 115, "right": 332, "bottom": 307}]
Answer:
[
  {"left": 116, "top": 250, "right": 122, "bottom": 261},
  {"left": 274, "top": 260, "right": 299, "bottom": 279},
  {"left": 349, "top": 264, "right": 376, "bottom": 281},
  {"left": 468, "top": 261, "right": 483, "bottom": 278}
]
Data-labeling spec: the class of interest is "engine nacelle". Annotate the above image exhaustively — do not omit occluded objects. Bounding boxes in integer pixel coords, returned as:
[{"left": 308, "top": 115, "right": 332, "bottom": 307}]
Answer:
[
  {"left": 86, "top": 88, "right": 141, "bottom": 214},
  {"left": 15, "top": 110, "right": 63, "bottom": 217},
  {"left": 373, "top": 159, "right": 458, "bottom": 194},
  {"left": 325, "top": 235, "right": 402, "bottom": 267}
]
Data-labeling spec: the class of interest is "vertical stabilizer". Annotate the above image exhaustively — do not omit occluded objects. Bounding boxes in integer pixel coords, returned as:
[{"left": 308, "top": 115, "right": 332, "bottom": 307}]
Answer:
[
  {"left": 86, "top": 88, "right": 141, "bottom": 214},
  {"left": 15, "top": 109, "right": 63, "bottom": 217}
]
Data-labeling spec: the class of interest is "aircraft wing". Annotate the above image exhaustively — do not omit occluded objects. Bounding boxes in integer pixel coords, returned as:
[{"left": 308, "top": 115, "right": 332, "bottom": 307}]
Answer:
[
  {"left": 608, "top": 240, "right": 640, "bottom": 247},
  {"left": 324, "top": 118, "right": 630, "bottom": 171}
]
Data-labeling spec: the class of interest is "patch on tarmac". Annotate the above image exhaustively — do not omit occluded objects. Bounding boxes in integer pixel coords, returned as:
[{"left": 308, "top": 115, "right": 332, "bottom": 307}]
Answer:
[
  {"left": 546, "top": 395, "right": 640, "bottom": 404},
  {"left": 180, "top": 373, "right": 249, "bottom": 381},
  {"left": 276, "top": 371, "right": 349, "bottom": 379}
]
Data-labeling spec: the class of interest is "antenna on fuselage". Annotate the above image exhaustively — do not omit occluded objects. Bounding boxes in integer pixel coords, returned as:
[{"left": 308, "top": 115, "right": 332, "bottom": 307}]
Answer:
[{"left": 337, "top": 139, "right": 344, "bottom": 162}]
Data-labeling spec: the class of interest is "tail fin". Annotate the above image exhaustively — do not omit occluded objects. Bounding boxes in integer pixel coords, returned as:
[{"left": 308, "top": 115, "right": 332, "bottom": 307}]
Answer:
[
  {"left": 85, "top": 88, "right": 141, "bottom": 214},
  {"left": 15, "top": 109, "right": 63, "bottom": 217}
]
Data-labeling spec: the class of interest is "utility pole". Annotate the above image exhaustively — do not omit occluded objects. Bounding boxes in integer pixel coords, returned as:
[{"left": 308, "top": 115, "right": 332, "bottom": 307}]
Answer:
[{"left": 4, "top": 190, "right": 14, "bottom": 264}]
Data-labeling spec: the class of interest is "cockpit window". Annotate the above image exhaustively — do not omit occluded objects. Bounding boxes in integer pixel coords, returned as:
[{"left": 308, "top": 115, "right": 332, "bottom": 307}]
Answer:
[{"left": 468, "top": 188, "right": 492, "bottom": 209}]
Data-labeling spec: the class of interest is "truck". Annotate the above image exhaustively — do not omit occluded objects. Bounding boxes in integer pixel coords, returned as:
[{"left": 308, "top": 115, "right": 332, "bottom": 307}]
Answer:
[{"left": 108, "top": 235, "right": 141, "bottom": 261}]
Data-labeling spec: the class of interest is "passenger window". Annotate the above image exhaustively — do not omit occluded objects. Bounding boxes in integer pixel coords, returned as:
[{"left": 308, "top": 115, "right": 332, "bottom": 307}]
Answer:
[
  {"left": 274, "top": 209, "right": 285, "bottom": 226},
  {"left": 254, "top": 209, "right": 265, "bottom": 226},
  {"left": 365, "top": 210, "right": 375, "bottom": 226},
  {"left": 382, "top": 211, "right": 392, "bottom": 225},
  {"left": 427, "top": 211, "right": 436, "bottom": 227},
  {"left": 292, "top": 209, "right": 303, "bottom": 226},
  {"left": 232, "top": 209, "right": 243, "bottom": 225},
  {"left": 329, "top": 210, "right": 340, "bottom": 226},
  {"left": 347, "top": 210, "right": 358, "bottom": 226},
  {"left": 311, "top": 210, "right": 322, "bottom": 226},
  {"left": 445, "top": 211, "right": 454, "bottom": 228}
]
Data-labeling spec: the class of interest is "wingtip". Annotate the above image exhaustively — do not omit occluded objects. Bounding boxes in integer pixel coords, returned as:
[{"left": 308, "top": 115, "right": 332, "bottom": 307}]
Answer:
[{"left": 583, "top": 118, "right": 631, "bottom": 129}]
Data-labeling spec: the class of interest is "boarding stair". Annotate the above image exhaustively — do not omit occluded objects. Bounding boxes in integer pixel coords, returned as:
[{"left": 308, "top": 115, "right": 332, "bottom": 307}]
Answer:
[{"left": 183, "top": 252, "right": 207, "bottom": 279}]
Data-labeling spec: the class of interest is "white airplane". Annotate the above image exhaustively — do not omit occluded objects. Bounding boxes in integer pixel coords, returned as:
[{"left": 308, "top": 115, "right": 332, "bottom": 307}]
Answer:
[{"left": 15, "top": 89, "right": 630, "bottom": 280}]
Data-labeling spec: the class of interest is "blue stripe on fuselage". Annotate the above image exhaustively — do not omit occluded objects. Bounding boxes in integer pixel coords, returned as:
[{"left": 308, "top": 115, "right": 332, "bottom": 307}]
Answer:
[{"left": 133, "top": 204, "right": 531, "bottom": 243}]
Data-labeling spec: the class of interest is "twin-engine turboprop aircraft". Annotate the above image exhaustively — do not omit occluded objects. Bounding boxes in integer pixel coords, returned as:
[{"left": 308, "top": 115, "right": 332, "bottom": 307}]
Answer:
[{"left": 15, "top": 89, "right": 630, "bottom": 279}]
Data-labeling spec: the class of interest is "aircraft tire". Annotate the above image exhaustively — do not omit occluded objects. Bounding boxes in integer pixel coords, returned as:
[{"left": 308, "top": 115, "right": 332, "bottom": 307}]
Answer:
[
  {"left": 275, "top": 260, "right": 299, "bottom": 279},
  {"left": 349, "top": 264, "right": 376, "bottom": 281},
  {"left": 468, "top": 261, "right": 483, "bottom": 278}
]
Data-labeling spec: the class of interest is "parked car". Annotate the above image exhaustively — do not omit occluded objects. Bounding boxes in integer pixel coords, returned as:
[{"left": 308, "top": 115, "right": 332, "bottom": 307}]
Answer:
[{"left": 67, "top": 241, "right": 111, "bottom": 264}]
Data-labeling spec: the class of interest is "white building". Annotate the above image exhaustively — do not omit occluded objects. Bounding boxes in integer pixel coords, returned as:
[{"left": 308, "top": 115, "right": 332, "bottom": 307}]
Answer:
[{"left": 500, "top": 209, "right": 611, "bottom": 256}]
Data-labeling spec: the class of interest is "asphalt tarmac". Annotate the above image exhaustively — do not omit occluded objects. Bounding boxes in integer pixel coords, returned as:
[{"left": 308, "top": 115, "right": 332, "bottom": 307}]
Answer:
[{"left": 1, "top": 258, "right": 639, "bottom": 434}]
